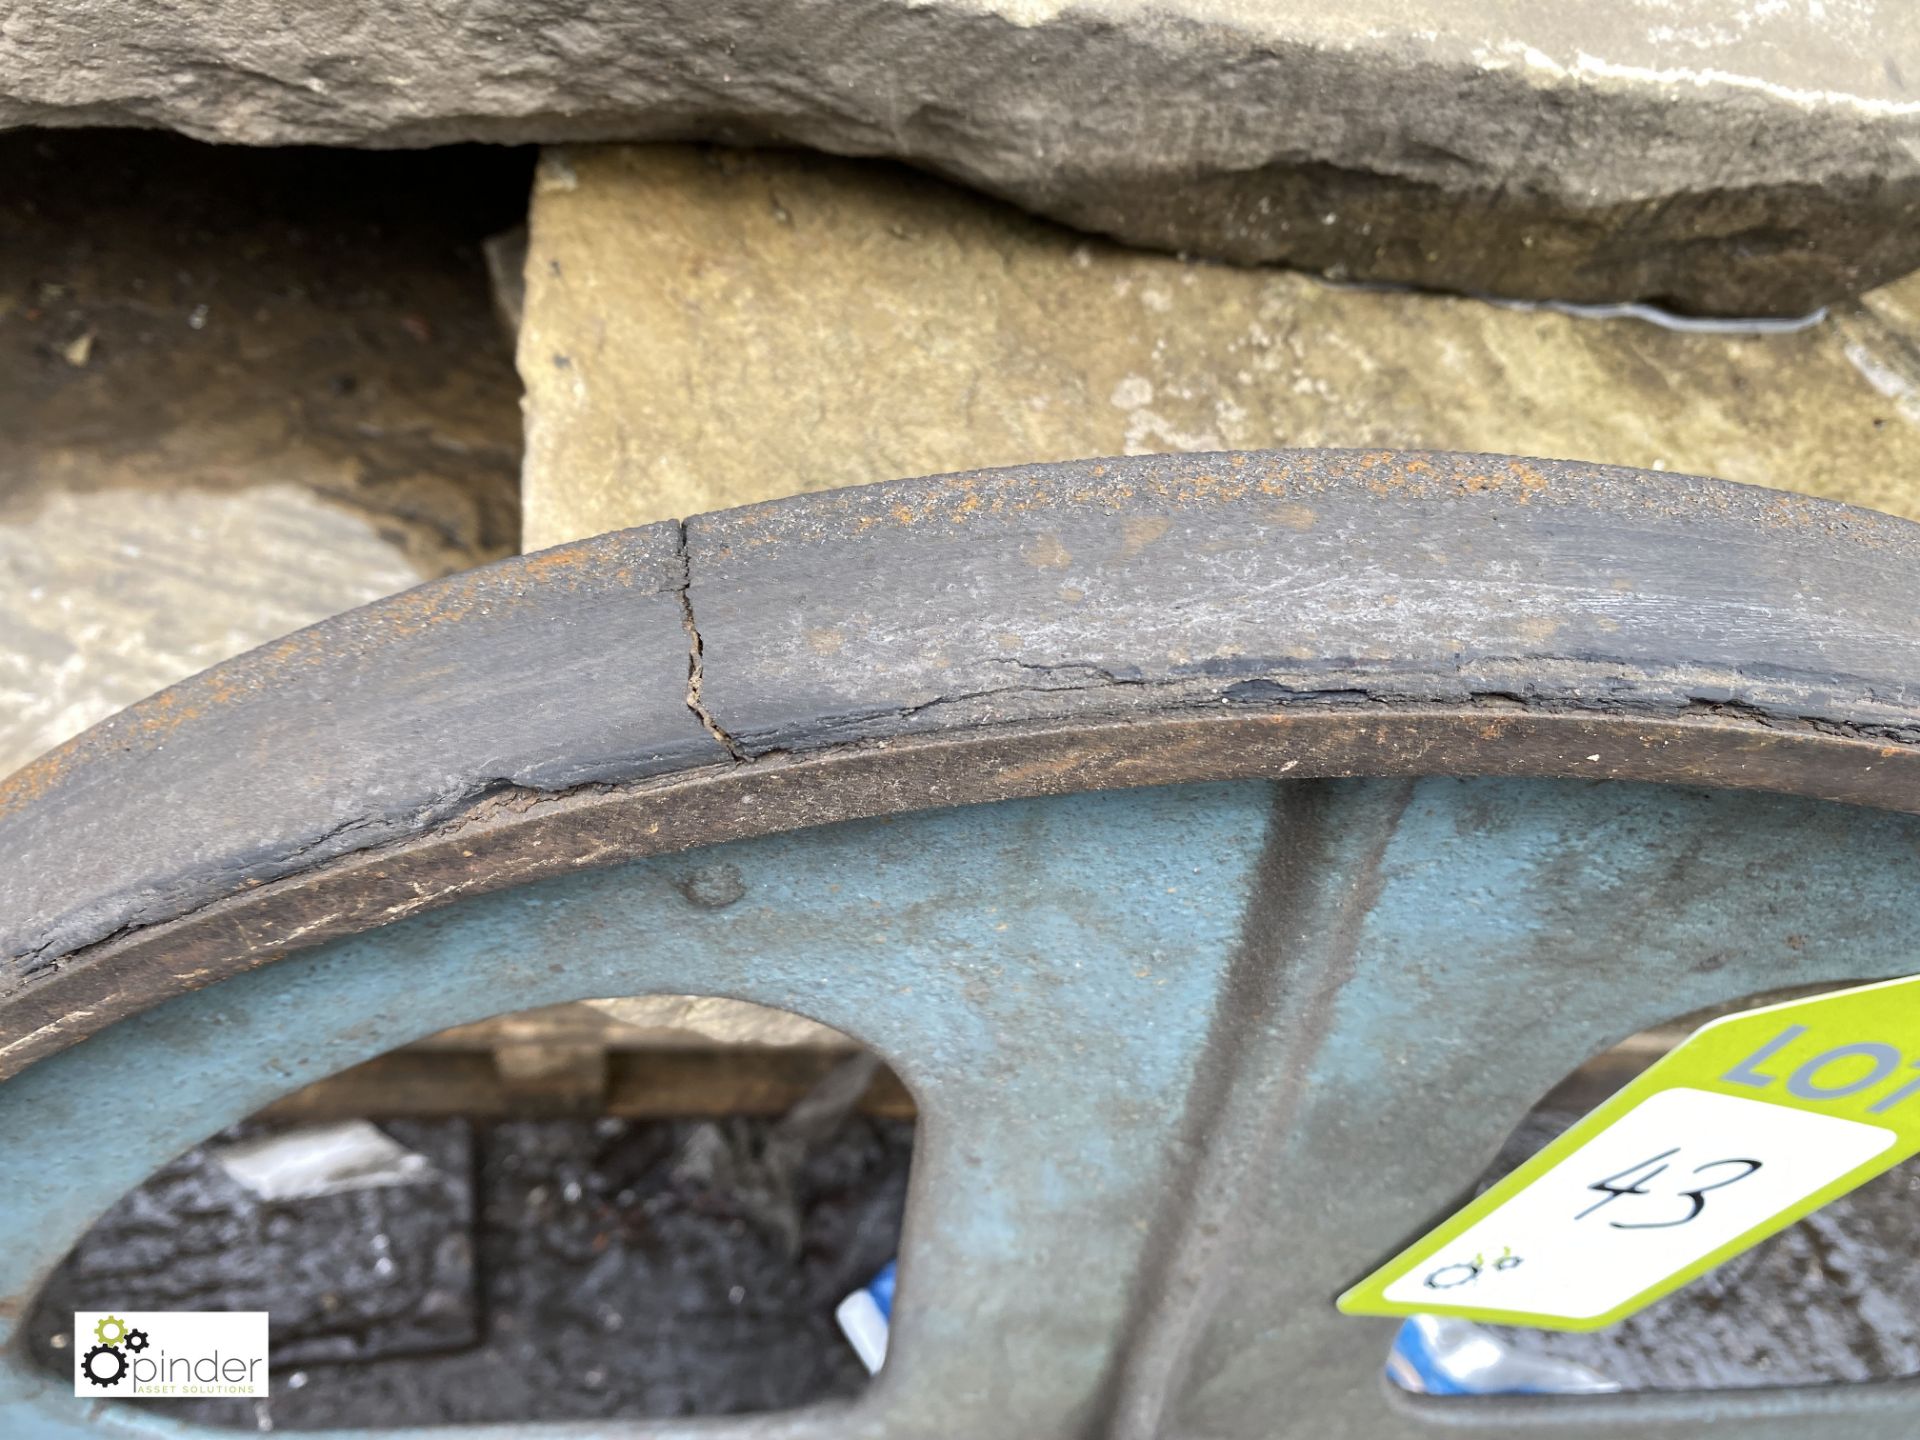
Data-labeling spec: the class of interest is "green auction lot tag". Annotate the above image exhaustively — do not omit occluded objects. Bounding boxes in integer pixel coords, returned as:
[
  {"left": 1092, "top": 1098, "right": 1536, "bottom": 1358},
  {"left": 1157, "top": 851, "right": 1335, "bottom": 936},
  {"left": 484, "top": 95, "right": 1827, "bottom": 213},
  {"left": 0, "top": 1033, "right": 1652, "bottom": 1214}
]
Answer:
[{"left": 1338, "top": 975, "right": 1920, "bottom": 1331}]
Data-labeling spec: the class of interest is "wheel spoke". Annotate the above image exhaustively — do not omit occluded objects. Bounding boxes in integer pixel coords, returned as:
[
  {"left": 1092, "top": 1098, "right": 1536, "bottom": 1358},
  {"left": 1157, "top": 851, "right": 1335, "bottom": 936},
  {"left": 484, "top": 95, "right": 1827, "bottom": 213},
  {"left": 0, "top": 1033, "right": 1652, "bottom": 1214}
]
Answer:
[{"left": 1167, "top": 777, "right": 1920, "bottom": 1438}]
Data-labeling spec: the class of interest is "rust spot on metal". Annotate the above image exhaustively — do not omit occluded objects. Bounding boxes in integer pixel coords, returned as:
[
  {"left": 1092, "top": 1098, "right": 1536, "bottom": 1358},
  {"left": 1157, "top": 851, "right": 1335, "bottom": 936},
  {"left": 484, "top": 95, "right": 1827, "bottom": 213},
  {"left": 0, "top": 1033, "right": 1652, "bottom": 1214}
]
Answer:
[
  {"left": 1268, "top": 502, "right": 1316, "bottom": 532},
  {"left": 1024, "top": 533, "right": 1073, "bottom": 569},
  {"left": 1505, "top": 459, "right": 1549, "bottom": 495},
  {"left": 699, "top": 452, "right": 1920, "bottom": 571},
  {"left": 1120, "top": 516, "right": 1172, "bottom": 556},
  {"left": 0, "top": 752, "right": 64, "bottom": 817}
]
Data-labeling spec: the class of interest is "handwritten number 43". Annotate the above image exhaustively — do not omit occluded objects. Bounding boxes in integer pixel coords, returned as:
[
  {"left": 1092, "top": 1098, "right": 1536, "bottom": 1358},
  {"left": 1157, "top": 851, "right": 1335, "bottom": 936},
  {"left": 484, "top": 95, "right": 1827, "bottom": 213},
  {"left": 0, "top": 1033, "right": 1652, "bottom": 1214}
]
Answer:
[{"left": 1575, "top": 1149, "right": 1763, "bottom": 1229}]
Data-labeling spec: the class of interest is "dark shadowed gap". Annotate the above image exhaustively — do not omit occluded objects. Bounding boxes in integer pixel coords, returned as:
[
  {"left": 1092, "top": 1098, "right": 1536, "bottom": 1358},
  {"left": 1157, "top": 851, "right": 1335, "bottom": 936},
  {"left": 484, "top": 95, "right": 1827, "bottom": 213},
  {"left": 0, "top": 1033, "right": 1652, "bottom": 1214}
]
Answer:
[{"left": 0, "top": 129, "right": 533, "bottom": 577}]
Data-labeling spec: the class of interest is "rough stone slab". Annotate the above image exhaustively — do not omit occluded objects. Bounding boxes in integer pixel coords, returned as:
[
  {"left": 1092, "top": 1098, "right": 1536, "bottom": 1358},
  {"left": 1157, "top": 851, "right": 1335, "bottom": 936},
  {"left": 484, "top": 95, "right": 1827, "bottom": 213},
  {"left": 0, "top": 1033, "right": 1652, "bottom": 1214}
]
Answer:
[
  {"left": 0, "top": 483, "right": 425, "bottom": 782},
  {"left": 5, "top": 2, "right": 1919, "bottom": 313},
  {"left": 519, "top": 145, "right": 1920, "bottom": 549}
]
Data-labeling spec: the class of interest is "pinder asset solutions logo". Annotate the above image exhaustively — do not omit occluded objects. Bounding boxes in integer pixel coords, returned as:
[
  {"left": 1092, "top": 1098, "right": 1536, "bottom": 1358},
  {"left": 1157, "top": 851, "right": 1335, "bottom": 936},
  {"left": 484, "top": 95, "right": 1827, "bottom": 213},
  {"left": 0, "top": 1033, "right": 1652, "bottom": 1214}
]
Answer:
[{"left": 74, "top": 1311, "right": 269, "bottom": 1398}]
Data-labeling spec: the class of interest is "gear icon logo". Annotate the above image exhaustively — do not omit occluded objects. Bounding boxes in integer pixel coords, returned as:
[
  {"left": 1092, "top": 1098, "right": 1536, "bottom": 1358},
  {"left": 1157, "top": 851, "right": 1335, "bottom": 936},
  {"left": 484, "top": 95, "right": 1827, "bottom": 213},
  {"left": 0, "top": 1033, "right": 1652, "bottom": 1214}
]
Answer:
[
  {"left": 80, "top": 1343, "right": 126, "bottom": 1387},
  {"left": 75, "top": 1314, "right": 152, "bottom": 1392}
]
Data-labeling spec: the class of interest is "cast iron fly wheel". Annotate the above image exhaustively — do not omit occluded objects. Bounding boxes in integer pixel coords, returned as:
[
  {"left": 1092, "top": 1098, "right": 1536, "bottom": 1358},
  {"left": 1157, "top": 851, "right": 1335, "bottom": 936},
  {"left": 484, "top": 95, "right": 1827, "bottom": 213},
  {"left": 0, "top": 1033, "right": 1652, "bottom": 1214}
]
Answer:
[{"left": 5, "top": 450, "right": 1920, "bottom": 1439}]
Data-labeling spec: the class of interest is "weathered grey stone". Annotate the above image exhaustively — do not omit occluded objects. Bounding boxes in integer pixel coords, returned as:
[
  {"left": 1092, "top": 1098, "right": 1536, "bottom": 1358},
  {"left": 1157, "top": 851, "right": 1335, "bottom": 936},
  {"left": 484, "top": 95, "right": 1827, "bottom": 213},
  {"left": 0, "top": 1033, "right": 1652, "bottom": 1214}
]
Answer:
[
  {"left": 0, "top": 483, "right": 424, "bottom": 779},
  {"left": 4, "top": 1, "right": 1918, "bottom": 313},
  {"left": 518, "top": 145, "right": 1920, "bottom": 551}
]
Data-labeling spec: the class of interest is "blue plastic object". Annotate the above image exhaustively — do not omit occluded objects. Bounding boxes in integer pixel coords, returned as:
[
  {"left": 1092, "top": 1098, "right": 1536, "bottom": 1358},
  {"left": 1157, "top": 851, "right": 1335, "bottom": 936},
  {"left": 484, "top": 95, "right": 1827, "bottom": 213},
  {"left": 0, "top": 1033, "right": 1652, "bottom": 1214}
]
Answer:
[{"left": 837, "top": 1261, "right": 898, "bottom": 1374}]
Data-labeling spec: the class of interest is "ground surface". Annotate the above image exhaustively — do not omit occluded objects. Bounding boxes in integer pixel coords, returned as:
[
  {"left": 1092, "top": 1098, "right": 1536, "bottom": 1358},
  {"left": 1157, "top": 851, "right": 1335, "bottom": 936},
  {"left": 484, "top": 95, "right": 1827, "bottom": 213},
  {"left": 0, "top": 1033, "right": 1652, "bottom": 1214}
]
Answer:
[{"left": 28, "top": 1114, "right": 910, "bottom": 1426}]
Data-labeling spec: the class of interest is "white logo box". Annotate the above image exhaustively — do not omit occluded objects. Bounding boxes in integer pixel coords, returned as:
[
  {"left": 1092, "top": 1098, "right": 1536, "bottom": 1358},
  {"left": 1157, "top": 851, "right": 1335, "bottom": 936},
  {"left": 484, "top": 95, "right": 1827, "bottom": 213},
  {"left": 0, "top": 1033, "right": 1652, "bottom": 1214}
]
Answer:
[{"left": 74, "top": 1311, "right": 269, "bottom": 1398}]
